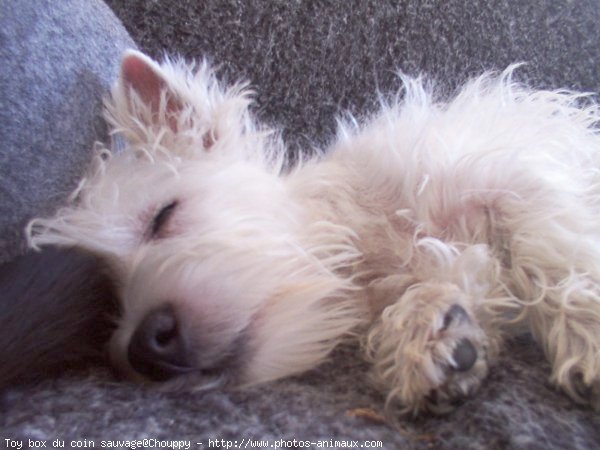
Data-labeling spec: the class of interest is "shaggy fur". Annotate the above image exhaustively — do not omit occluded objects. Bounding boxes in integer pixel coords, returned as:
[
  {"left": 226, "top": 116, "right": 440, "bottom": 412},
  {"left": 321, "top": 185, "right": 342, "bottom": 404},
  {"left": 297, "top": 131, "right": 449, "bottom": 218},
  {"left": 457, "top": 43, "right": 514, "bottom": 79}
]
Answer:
[{"left": 28, "top": 50, "right": 600, "bottom": 416}]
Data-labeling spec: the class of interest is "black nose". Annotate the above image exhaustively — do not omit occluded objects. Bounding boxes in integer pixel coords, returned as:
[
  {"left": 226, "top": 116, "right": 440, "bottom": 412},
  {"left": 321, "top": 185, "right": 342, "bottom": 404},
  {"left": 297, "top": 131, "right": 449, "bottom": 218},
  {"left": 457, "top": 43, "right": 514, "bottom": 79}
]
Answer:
[
  {"left": 127, "top": 305, "right": 192, "bottom": 381},
  {"left": 452, "top": 338, "right": 478, "bottom": 372}
]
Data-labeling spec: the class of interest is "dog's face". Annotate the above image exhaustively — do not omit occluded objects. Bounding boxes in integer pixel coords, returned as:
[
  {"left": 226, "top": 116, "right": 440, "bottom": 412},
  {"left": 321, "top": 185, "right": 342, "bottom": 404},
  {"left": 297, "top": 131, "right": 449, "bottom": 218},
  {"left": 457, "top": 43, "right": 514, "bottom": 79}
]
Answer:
[{"left": 29, "top": 51, "right": 361, "bottom": 389}]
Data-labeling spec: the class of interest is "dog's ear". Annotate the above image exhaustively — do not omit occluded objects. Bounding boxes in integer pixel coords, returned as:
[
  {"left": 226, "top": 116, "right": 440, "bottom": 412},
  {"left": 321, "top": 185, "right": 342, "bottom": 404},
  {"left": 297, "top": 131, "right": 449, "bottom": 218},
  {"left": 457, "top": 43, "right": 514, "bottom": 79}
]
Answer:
[
  {"left": 111, "top": 50, "right": 247, "bottom": 153},
  {"left": 118, "top": 50, "right": 182, "bottom": 133}
]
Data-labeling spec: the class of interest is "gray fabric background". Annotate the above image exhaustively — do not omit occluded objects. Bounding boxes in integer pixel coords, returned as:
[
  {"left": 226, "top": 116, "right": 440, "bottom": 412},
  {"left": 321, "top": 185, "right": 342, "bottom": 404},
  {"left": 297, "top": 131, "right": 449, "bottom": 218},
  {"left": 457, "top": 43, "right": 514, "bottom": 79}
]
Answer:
[
  {"left": 0, "top": 0, "right": 136, "bottom": 262},
  {"left": 106, "top": 0, "right": 600, "bottom": 151},
  {"left": 1, "top": 1, "right": 600, "bottom": 449}
]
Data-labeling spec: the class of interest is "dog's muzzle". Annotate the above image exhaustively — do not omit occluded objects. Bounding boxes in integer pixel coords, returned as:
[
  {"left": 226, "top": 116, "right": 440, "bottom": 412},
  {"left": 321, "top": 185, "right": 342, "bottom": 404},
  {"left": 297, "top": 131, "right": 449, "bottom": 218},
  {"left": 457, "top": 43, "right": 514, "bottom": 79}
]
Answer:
[{"left": 127, "top": 305, "right": 195, "bottom": 381}]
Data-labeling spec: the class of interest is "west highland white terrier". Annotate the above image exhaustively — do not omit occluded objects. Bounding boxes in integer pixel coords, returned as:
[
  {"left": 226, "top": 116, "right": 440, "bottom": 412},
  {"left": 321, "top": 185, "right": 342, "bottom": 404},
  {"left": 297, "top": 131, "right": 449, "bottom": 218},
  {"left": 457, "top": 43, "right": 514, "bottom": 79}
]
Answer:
[{"left": 28, "top": 50, "right": 600, "bottom": 415}]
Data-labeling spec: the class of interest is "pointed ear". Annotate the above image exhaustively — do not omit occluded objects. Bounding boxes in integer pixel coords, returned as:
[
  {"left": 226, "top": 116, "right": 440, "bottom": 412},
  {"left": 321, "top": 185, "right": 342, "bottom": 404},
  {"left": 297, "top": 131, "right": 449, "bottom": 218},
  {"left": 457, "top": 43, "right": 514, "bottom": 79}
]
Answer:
[{"left": 119, "top": 50, "right": 182, "bottom": 131}]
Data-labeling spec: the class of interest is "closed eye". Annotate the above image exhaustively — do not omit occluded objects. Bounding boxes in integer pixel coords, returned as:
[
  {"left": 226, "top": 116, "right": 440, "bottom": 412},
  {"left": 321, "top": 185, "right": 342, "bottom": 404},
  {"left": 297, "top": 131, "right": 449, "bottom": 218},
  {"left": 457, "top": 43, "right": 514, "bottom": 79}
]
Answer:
[{"left": 149, "top": 200, "right": 178, "bottom": 239}]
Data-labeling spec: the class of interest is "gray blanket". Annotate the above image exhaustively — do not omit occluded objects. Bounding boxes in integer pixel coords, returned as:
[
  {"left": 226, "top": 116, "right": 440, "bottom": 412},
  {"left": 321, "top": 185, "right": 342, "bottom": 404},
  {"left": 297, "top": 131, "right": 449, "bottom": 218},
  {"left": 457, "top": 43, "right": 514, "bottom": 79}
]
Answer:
[{"left": 1, "top": 1, "right": 599, "bottom": 448}]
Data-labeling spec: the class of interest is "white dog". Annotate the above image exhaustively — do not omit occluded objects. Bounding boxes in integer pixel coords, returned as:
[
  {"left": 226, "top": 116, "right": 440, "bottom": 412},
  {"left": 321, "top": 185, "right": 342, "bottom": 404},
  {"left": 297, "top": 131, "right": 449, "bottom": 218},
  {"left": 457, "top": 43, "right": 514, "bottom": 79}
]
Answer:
[{"left": 28, "top": 50, "right": 600, "bottom": 415}]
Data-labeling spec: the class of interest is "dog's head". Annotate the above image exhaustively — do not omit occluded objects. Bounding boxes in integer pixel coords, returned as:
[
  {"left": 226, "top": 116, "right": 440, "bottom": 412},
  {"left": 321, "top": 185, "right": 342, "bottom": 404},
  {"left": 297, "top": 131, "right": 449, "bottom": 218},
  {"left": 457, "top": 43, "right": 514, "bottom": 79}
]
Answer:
[{"left": 28, "top": 51, "right": 362, "bottom": 389}]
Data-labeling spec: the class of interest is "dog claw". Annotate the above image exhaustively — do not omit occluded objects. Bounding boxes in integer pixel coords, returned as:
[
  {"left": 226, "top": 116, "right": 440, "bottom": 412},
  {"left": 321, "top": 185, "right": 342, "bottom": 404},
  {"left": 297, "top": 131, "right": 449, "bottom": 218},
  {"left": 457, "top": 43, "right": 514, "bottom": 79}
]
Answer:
[{"left": 442, "top": 304, "right": 470, "bottom": 330}]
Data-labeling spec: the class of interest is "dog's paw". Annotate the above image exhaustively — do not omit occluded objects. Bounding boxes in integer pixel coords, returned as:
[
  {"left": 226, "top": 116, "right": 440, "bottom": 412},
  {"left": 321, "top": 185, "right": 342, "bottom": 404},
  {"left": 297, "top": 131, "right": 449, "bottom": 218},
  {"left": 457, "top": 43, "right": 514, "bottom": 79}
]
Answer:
[
  {"left": 423, "top": 303, "right": 490, "bottom": 414},
  {"left": 530, "top": 288, "right": 600, "bottom": 412},
  {"left": 549, "top": 336, "right": 600, "bottom": 411},
  {"left": 570, "top": 371, "right": 600, "bottom": 411},
  {"left": 365, "top": 282, "right": 493, "bottom": 416}
]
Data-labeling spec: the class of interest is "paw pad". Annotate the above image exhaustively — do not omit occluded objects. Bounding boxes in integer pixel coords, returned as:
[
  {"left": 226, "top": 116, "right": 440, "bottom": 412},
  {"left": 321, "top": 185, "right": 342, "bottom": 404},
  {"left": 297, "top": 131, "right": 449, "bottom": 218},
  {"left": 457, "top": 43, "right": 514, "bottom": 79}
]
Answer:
[{"left": 452, "top": 338, "right": 477, "bottom": 372}]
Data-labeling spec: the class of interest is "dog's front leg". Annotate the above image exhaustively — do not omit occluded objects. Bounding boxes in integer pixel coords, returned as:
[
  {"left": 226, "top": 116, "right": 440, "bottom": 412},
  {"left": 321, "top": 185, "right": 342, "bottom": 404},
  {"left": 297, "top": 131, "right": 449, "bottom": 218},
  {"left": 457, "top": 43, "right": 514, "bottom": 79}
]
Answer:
[
  {"left": 519, "top": 269, "right": 600, "bottom": 409},
  {"left": 364, "top": 280, "right": 493, "bottom": 416},
  {"left": 499, "top": 209, "right": 600, "bottom": 410}
]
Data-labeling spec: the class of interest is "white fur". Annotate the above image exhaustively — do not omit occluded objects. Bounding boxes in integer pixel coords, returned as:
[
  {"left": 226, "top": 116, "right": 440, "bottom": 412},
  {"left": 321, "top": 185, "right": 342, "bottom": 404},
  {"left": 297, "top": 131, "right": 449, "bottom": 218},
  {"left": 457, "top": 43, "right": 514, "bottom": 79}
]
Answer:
[{"left": 28, "top": 51, "right": 600, "bottom": 415}]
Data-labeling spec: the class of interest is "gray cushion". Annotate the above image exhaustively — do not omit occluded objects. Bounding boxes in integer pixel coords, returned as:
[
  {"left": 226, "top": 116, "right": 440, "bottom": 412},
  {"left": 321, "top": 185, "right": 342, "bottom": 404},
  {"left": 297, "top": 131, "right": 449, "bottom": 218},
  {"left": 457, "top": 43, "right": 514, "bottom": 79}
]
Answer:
[{"left": 0, "top": 0, "right": 136, "bottom": 262}]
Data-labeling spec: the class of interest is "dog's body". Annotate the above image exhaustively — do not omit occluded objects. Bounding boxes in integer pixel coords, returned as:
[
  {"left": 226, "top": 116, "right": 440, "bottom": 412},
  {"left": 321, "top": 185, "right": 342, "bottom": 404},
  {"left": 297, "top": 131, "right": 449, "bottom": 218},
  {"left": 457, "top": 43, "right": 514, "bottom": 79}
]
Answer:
[{"left": 29, "top": 51, "right": 600, "bottom": 415}]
